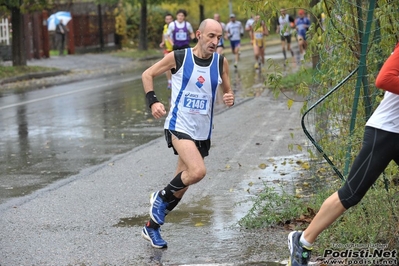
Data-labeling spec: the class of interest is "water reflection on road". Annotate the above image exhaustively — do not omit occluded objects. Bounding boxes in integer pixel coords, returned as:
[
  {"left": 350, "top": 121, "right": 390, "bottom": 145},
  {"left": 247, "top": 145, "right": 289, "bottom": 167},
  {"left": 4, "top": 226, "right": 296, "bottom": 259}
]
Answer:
[{"left": 0, "top": 52, "right": 276, "bottom": 205}]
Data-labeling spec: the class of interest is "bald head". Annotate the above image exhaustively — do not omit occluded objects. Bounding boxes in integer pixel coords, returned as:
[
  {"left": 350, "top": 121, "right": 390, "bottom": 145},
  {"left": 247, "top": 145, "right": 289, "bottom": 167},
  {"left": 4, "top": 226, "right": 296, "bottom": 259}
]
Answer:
[
  {"left": 194, "top": 19, "right": 223, "bottom": 57},
  {"left": 198, "top": 18, "right": 222, "bottom": 33}
]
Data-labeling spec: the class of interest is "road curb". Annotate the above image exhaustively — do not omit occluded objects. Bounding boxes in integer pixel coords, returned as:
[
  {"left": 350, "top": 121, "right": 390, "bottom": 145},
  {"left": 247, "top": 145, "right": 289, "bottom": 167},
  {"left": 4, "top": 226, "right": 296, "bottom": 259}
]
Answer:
[
  {"left": 0, "top": 70, "right": 70, "bottom": 85},
  {"left": 0, "top": 36, "right": 283, "bottom": 90}
]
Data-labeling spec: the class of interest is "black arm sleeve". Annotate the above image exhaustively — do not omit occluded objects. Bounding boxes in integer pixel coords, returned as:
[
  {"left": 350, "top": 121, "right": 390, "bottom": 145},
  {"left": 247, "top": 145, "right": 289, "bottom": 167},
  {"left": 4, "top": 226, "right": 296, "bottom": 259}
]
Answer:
[
  {"left": 219, "top": 55, "right": 224, "bottom": 77},
  {"left": 171, "top": 49, "right": 186, "bottom": 74}
]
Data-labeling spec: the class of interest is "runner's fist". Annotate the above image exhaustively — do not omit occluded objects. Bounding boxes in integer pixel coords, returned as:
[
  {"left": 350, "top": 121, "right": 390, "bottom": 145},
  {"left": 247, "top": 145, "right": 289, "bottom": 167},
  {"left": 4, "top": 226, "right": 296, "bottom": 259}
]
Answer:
[
  {"left": 223, "top": 93, "right": 235, "bottom": 107},
  {"left": 151, "top": 102, "right": 167, "bottom": 119}
]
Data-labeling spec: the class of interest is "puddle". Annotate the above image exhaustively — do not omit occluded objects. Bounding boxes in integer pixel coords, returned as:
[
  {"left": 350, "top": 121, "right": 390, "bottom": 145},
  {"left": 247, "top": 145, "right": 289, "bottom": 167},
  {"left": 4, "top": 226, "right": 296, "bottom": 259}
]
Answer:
[
  {"left": 114, "top": 202, "right": 214, "bottom": 228},
  {"left": 112, "top": 154, "right": 310, "bottom": 265},
  {"left": 246, "top": 154, "right": 316, "bottom": 198}
]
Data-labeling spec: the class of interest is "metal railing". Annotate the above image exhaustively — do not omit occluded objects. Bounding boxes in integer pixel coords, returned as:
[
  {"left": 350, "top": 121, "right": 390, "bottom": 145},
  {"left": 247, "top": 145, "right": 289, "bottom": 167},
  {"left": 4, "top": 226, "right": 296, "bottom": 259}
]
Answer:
[{"left": 0, "top": 18, "right": 10, "bottom": 45}]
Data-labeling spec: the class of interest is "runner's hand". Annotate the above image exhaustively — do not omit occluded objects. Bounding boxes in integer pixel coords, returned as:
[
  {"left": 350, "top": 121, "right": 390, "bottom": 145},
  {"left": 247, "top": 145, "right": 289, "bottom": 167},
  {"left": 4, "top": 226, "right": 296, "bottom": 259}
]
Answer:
[
  {"left": 151, "top": 102, "right": 167, "bottom": 119},
  {"left": 223, "top": 93, "right": 235, "bottom": 107}
]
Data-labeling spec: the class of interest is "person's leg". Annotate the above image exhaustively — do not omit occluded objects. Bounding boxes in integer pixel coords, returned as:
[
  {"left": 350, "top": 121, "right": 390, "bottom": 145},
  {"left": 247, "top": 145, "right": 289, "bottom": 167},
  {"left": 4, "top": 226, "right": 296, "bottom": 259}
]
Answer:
[
  {"left": 60, "top": 35, "right": 65, "bottom": 55},
  {"left": 286, "top": 35, "right": 294, "bottom": 57},
  {"left": 170, "top": 156, "right": 189, "bottom": 199},
  {"left": 253, "top": 43, "right": 260, "bottom": 68},
  {"left": 143, "top": 133, "right": 205, "bottom": 248},
  {"left": 301, "top": 191, "right": 346, "bottom": 244},
  {"left": 280, "top": 35, "right": 287, "bottom": 60},
  {"left": 235, "top": 42, "right": 241, "bottom": 64},
  {"left": 151, "top": 133, "right": 205, "bottom": 222},
  {"left": 303, "top": 127, "right": 396, "bottom": 244},
  {"left": 230, "top": 41, "right": 237, "bottom": 67},
  {"left": 56, "top": 34, "right": 61, "bottom": 55},
  {"left": 171, "top": 138, "right": 206, "bottom": 186},
  {"left": 288, "top": 127, "right": 398, "bottom": 264},
  {"left": 298, "top": 35, "right": 304, "bottom": 55},
  {"left": 260, "top": 41, "right": 265, "bottom": 65}
]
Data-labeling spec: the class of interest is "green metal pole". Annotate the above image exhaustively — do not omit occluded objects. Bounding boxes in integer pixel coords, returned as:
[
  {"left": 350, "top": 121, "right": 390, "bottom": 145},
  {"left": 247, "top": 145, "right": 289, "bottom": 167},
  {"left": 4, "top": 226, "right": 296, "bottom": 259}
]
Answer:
[{"left": 344, "top": 0, "right": 376, "bottom": 176}]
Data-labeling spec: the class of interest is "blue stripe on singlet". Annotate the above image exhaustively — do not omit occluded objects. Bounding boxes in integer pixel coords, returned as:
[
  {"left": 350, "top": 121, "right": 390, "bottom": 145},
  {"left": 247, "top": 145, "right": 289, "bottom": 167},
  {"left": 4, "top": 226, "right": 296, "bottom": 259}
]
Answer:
[
  {"left": 169, "top": 49, "right": 194, "bottom": 130},
  {"left": 208, "top": 53, "right": 219, "bottom": 139}
]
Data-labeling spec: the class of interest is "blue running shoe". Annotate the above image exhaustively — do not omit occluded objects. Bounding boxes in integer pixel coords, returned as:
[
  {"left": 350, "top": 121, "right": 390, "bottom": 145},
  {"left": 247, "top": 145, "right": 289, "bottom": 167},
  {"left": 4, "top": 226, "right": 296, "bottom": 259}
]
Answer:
[
  {"left": 150, "top": 191, "right": 168, "bottom": 225},
  {"left": 141, "top": 226, "right": 167, "bottom": 249},
  {"left": 288, "top": 231, "right": 312, "bottom": 266}
]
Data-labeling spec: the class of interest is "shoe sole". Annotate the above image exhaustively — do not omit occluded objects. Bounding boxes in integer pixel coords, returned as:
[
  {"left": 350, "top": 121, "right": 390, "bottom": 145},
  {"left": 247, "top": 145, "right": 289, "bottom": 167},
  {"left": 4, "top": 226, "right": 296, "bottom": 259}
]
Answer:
[
  {"left": 141, "top": 228, "right": 167, "bottom": 249},
  {"left": 149, "top": 192, "right": 164, "bottom": 225}
]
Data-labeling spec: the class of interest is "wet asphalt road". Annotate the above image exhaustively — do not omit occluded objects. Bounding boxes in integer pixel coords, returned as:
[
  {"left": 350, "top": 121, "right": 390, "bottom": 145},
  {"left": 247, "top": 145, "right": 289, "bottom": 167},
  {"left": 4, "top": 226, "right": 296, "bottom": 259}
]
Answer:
[
  {"left": 0, "top": 42, "right": 299, "bottom": 205},
  {"left": 0, "top": 43, "right": 309, "bottom": 265}
]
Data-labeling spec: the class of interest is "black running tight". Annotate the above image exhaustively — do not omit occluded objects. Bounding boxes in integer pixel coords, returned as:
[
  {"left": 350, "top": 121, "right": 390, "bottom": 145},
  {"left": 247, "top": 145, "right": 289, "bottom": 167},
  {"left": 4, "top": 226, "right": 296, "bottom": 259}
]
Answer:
[{"left": 338, "top": 126, "right": 399, "bottom": 209}]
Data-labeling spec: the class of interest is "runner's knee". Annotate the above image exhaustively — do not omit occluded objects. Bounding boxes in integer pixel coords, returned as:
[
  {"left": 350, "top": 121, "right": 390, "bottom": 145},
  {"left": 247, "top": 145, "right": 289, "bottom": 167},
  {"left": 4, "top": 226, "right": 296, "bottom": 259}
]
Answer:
[
  {"left": 188, "top": 166, "right": 206, "bottom": 184},
  {"left": 337, "top": 184, "right": 366, "bottom": 209}
]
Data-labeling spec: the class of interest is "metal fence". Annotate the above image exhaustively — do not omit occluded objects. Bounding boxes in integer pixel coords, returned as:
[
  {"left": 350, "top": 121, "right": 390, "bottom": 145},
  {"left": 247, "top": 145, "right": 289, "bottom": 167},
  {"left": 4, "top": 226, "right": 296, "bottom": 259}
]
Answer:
[{"left": 0, "top": 18, "right": 10, "bottom": 45}]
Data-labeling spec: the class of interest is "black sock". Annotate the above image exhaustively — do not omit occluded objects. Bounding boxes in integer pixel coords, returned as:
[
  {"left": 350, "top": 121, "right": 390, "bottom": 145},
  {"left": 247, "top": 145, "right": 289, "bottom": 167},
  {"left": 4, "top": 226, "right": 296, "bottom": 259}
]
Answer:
[
  {"left": 161, "top": 172, "right": 186, "bottom": 201},
  {"left": 166, "top": 195, "right": 182, "bottom": 214},
  {"left": 290, "top": 49, "right": 294, "bottom": 57},
  {"left": 282, "top": 49, "right": 287, "bottom": 60},
  {"left": 146, "top": 219, "right": 160, "bottom": 229}
]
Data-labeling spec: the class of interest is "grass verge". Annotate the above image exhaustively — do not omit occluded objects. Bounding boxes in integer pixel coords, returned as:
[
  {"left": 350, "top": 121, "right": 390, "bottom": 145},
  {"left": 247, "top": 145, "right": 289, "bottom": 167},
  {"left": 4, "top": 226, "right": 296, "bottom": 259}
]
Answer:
[
  {"left": 0, "top": 65, "right": 58, "bottom": 80},
  {"left": 110, "top": 48, "right": 162, "bottom": 59},
  {"left": 0, "top": 48, "right": 162, "bottom": 81},
  {"left": 238, "top": 165, "right": 399, "bottom": 257}
]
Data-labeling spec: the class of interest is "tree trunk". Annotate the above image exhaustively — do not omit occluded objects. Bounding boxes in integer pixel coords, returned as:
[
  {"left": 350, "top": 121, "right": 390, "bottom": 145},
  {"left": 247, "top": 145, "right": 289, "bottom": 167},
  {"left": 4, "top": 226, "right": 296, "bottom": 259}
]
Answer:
[
  {"left": 310, "top": 0, "right": 320, "bottom": 69},
  {"left": 98, "top": 4, "right": 104, "bottom": 51},
  {"left": 199, "top": 3, "right": 205, "bottom": 23},
  {"left": 138, "top": 0, "right": 147, "bottom": 50},
  {"left": 11, "top": 6, "right": 27, "bottom": 66}
]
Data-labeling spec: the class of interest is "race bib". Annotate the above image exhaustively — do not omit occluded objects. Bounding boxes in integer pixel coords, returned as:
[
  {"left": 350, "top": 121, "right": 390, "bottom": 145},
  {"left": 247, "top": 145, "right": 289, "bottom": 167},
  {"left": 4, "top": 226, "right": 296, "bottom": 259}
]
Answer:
[
  {"left": 255, "top": 32, "right": 263, "bottom": 39},
  {"left": 176, "top": 30, "right": 187, "bottom": 41},
  {"left": 182, "top": 92, "right": 209, "bottom": 115}
]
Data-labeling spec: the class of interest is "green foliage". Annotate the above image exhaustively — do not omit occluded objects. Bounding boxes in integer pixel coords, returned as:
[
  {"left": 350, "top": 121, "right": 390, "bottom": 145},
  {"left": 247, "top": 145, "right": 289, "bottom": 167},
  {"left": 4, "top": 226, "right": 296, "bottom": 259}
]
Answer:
[
  {"left": 315, "top": 179, "right": 399, "bottom": 253},
  {"left": 239, "top": 169, "right": 399, "bottom": 253},
  {"left": 241, "top": 0, "right": 399, "bottom": 254},
  {"left": 124, "top": 4, "right": 167, "bottom": 48},
  {"left": 0, "top": 0, "right": 49, "bottom": 12},
  {"left": 0, "top": 65, "right": 57, "bottom": 79},
  {"left": 111, "top": 47, "right": 161, "bottom": 58},
  {"left": 161, "top": 0, "right": 247, "bottom": 27},
  {"left": 238, "top": 184, "right": 307, "bottom": 228}
]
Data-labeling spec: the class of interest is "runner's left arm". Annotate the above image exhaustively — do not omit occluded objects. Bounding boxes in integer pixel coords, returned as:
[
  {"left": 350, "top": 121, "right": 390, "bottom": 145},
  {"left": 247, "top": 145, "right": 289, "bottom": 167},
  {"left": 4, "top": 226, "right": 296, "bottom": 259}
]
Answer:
[
  {"left": 188, "top": 23, "right": 195, "bottom": 40},
  {"left": 220, "top": 57, "right": 234, "bottom": 106}
]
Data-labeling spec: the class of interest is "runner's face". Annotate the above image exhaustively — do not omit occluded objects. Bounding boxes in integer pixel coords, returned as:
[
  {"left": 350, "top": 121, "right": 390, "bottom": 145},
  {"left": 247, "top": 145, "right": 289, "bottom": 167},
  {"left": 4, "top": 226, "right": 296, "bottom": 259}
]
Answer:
[
  {"left": 165, "top": 15, "right": 173, "bottom": 24},
  {"left": 280, "top": 9, "right": 286, "bottom": 16},
  {"left": 198, "top": 24, "right": 222, "bottom": 56},
  {"left": 176, "top": 13, "right": 185, "bottom": 23}
]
